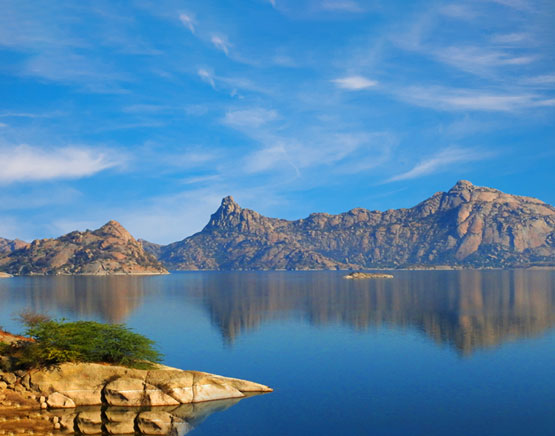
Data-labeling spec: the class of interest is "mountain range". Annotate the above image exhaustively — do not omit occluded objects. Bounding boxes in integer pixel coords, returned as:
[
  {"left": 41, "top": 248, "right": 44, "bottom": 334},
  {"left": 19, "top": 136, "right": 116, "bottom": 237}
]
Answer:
[
  {"left": 151, "top": 180, "right": 554, "bottom": 270},
  {"left": 0, "top": 181, "right": 553, "bottom": 275}
]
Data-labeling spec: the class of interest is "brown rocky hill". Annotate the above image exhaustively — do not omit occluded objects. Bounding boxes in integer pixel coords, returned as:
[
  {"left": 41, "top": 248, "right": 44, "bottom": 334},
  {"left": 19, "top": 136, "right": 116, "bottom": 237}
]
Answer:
[
  {"left": 0, "top": 221, "right": 168, "bottom": 276},
  {"left": 0, "top": 237, "right": 29, "bottom": 256},
  {"left": 158, "top": 181, "right": 555, "bottom": 270}
]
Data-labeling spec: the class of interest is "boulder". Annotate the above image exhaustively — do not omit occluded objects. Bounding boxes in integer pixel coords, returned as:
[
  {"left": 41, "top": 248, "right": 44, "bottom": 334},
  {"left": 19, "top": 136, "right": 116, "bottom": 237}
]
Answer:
[
  {"left": 0, "top": 371, "right": 17, "bottom": 385},
  {"left": 192, "top": 373, "right": 244, "bottom": 402},
  {"left": 103, "top": 376, "right": 146, "bottom": 407},
  {"left": 46, "top": 392, "right": 76, "bottom": 408},
  {"left": 146, "top": 369, "right": 194, "bottom": 404},
  {"left": 144, "top": 382, "right": 180, "bottom": 406},
  {"left": 29, "top": 362, "right": 146, "bottom": 405}
]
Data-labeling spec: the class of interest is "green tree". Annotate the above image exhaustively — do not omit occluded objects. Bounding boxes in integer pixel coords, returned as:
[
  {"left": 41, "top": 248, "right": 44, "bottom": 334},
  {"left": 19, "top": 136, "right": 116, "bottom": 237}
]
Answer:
[{"left": 7, "top": 319, "right": 162, "bottom": 369}]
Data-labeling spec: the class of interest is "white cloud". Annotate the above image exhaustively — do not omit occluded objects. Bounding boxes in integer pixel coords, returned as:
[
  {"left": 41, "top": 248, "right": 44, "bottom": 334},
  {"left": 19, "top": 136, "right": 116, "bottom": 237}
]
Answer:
[
  {"left": 399, "top": 86, "right": 551, "bottom": 111},
  {"left": 439, "top": 4, "right": 475, "bottom": 19},
  {"left": 268, "top": 0, "right": 277, "bottom": 8},
  {"left": 223, "top": 108, "right": 279, "bottom": 128},
  {"left": 244, "top": 144, "right": 294, "bottom": 174},
  {"left": 386, "top": 147, "right": 493, "bottom": 182},
  {"left": 197, "top": 68, "right": 216, "bottom": 88},
  {"left": 332, "top": 76, "right": 377, "bottom": 90},
  {"left": 178, "top": 13, "right": 195, "bottom": 34},
  {"left": 491, "top": 33, "right": 528, "bottom": 44},
  {"left": 0, "top": 144, "right": 121, "bottom": 184},
  {"left": 534, "top": 99, "right": 555, "bottom": 107},
  {"left": 211, "top": 35, "right": 231, "bottom": 55},
  {"left": 523, "top": 74, "right": 555, "bottom": 85},
  {"left": 434, "top": 46, "right": 536, "bottom": 74},
  {"left": 321, "top": 1, "right": 364, "bottom": 12},
  {"left": 489, "top": 0, "right": 531, "bottom": 10}
]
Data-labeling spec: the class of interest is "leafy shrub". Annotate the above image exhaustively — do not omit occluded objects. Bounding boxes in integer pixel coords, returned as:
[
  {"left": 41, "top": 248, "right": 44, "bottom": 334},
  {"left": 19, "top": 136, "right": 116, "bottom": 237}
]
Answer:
[
  {"left": 16, "top": 310, "right": 51, "bottom": 326},
  {"left": 5, "top": 319, "right": 162, "bottom": 369}
]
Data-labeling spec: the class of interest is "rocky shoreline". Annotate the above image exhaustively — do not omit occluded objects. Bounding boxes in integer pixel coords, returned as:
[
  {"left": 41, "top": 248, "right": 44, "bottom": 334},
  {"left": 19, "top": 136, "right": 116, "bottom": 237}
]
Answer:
[{"left": 0, "top": 362, "right": 272, "bottom": 434}]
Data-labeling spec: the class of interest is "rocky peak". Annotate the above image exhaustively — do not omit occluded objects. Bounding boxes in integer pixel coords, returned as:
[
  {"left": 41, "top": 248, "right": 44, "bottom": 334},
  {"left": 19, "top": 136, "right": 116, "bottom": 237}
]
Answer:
[
  {"left": 220, "top": 196, "right": 241, "bottom": 214},
  {"left": 0, "top": 238, "right": 29, "bottom": 255},
  {"left": 453, "top": 179, "right": 474, "bottom": 189},
  {"left": 95, "top": 220, "right": 134, "bottom": 242},
  {"left": 205, "top": 196, "right": 244, "bottom": 230}
]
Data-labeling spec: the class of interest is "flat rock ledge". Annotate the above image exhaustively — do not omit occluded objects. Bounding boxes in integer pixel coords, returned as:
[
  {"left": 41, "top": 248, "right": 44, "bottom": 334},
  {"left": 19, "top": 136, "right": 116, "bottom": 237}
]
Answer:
[
  {"left": 343, "top": 272, "right": 394, "bottom": 279},
  {"left": 0, "top": 272, "right": 12, "bottom": 278},
  {"left": 2, "top": 362, "right": 272, "bottom": 408},
  {"left": 0, "top": 362, "right": 272, "bottom": 433}
]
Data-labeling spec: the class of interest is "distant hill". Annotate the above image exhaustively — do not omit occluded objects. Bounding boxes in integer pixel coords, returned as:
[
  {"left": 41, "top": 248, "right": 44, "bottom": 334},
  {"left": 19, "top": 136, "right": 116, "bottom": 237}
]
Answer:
[
  {"left": 156, "top": 180, "right": 555, "bottom": 270},
  {"left": 0, "top": 237, "right": 29, "bottom": 256},
  {"left": 0, "top": 221, "right": 168, "bottom": 276}
]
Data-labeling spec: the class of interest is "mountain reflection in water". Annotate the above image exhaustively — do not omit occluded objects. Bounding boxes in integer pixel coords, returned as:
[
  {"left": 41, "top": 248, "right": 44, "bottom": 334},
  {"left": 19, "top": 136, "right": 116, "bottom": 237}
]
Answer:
[{"left": 0, "top": 270, "right": 553, "bottom": 355}]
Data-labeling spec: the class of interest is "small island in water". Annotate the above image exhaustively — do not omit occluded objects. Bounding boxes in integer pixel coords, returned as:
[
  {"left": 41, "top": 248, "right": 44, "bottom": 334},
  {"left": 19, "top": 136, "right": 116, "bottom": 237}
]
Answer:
[
  {"left": 0, "top": 316, "right": 271, "bottom": 435},
  {"left": 343, "top": 272, "right": 394, "bottom": 279}
]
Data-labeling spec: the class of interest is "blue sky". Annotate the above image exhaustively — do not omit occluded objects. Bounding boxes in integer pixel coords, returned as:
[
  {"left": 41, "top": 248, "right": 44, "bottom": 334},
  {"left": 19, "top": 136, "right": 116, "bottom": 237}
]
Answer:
[{"left": 0, "top": 0, "right": 554, "bottom": 243}]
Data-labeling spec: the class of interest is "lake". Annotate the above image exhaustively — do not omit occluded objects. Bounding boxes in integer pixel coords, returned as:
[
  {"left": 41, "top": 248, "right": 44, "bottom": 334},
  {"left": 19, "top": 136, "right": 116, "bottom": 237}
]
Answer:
[{"left": 1, "top": 270, "right": 554, "bottom": 435}]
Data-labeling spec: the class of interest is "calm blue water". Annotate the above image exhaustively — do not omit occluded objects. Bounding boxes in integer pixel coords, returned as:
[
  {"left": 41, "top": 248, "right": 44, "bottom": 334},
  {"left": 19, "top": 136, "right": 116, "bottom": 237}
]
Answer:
[{"left": 1, "top": 270, "right": 554, "bottom": 435}]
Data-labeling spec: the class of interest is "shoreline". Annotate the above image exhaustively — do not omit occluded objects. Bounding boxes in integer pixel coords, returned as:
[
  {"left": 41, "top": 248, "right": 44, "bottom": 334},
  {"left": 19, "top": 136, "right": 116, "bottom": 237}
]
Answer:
[{"left": 2, "top": 266, "right": 553, "bottom": 278}]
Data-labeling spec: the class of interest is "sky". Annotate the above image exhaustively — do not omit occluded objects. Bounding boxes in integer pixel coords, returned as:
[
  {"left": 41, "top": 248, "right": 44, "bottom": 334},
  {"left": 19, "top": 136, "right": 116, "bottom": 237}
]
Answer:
[{"left": 0, "top": 0, "right": 554, "bottom": 244}]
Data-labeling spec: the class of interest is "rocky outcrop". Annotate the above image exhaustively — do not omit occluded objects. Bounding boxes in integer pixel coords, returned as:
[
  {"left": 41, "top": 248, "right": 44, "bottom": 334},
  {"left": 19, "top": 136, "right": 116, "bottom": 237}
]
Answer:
[
  {"left": 139, "top": 239, "right": 163, "bottom": 258},
  {"left": 0, "top": 220, "right": 168, "bottom": 276},
  {"left": 343, "top": 272, "right": 393, "bottom": 279},
  {"left": 158, "top": 181, "right": 555, "bottom": 269},
  {"left": 0, "top": 328, "right": 271, "bottom": 434},
  {"left": 1, "top": 362, "right": 271, "bottom": 408},
  {"left": 0, "top": 237, "right": 29, "bottom": 256}
]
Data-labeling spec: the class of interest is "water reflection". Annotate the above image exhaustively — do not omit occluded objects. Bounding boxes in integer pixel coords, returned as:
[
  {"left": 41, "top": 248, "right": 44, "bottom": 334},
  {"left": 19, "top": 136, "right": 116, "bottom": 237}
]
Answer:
[
  {"left": 1, "top": 270, "right": 553, "bottom": 354},
  {"left": 0, "top": 276, "right": 153, "bottom": 323},
  {"left": 0, "top": 397, "right": 246, "bottom": 435}
]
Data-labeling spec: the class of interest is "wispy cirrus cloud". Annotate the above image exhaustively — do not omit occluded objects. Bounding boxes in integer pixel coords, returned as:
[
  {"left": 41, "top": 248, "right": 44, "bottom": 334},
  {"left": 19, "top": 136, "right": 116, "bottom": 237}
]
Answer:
[
  {"left": 223, "top": 108, "right": 279, "bottom": 128},
  {"left": 211, "top": 35, "right": 231, "bottom": 55},
  {"left": 523, "top": 74, "right": 555, "bottom": 85},
  {"left": 386, "top": 147, "right": 495, "bottom": 182},
  {"left": 434, "top": 46, "right": 536, "bottom": 75},
  {"left": 439, "top": 4, "right": 476, "bottom": 20},
  {"left": 320, "top": 1, "right": 364, "bottom": 12},
  {"left": 332, "top": 75, "right": 377, "bottom": 90},
  {"left": 197, "top": 68, "right": 216, "bottom": 88},
  {"left": 178, "top": 12, "right": 196, "bottom": 34},
  {"left": 398, "top": 86, "right": 553, "bottom": 112},
  {"left": 0, "top": 144, "right": 122, "bottom": 184},
  {"left": 491, "top": 32, "right": 529, "bottom": 44},
  {"left": 489, "top": 0, "right": 532, "bottom": 10}
]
